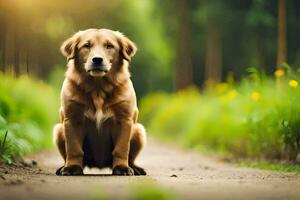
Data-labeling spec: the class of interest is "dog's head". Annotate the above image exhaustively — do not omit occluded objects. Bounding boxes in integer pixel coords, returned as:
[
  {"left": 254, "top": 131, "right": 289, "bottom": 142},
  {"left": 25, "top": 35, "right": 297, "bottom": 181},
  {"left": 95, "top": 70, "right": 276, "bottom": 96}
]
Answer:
[{"left": 60, "top": 29, "right": 137, "bottom": 77}]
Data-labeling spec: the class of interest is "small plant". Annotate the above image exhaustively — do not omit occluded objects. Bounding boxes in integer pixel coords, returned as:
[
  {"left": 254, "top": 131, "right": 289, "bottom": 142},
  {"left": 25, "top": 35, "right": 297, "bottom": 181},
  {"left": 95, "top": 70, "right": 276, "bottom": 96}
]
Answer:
[
  {"left": 0, "top": 130, "right": 8, "bottom": 162},
  {"left": 0, "top": 130, "right": 19, "bottom": 164},
  {"left": 0, "top": 130, "right": 8, "bottom": 151}
]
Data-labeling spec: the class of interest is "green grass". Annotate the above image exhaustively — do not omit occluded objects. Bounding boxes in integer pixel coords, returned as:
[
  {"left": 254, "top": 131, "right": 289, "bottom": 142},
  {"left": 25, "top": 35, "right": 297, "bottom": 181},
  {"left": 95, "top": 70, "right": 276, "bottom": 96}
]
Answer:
[
  {"left": 139, "top": 67, "right": 300, "bottom": 169},
  {"left": 89, "top": 182, "right": 177, "bottom": 200},
  {"left": 0, "top": 74, "right": 59, "bottom": 163},
  {"left": 240, "top": 162, "right": 300, "bottom": 173}
]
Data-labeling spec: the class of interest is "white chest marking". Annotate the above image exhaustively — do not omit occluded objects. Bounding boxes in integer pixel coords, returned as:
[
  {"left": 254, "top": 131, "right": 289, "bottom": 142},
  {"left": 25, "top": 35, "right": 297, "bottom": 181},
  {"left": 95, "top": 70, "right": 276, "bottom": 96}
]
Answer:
[
  {"left": 84, "top": 108, "right": 114, "bottom": 130},
  {"left": 94, "top": 109, "right": 114, "bottom": 130}
]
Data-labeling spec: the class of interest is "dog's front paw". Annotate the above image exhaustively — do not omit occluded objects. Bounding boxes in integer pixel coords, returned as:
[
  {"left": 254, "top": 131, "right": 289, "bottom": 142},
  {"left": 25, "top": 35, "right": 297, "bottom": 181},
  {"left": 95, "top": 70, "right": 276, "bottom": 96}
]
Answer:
[
  {"left": 56, "top": 165, "right": 83, "bottom": 176},
  {"left": 112, "top": 165, "right": 134, "bottom": 176},
  {"left": 131, "top": 165, "right": 147, "bottom": 176},
  {"left": 55, "top": 166, "right": 64, "bottom": 175}
]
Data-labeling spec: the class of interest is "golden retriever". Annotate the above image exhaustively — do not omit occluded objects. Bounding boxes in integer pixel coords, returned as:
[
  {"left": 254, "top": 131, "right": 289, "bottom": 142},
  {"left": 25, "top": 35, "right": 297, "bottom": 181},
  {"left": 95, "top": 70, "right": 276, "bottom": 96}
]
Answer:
[{"left": 53, "top": 28, "right": 147, "bottom": 176}]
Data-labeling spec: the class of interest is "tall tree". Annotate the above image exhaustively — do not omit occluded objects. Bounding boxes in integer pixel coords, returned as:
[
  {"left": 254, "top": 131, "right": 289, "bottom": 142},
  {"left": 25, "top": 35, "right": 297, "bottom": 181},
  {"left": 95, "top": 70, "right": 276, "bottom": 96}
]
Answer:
[
  {"left": 174, "top": 0, "right": 194, "bottom": 90},
  {"left": 204, "top": 20, "right": 222, "bottom": 85},
  {"left": 277, "top": 0, "right": 287, "bottom": 68},
  {"left": 245, "top": 0, "right": 276, "bottom": 72},
  {"left": 196, "top": 0, "right": 227, "bottom": 86}
]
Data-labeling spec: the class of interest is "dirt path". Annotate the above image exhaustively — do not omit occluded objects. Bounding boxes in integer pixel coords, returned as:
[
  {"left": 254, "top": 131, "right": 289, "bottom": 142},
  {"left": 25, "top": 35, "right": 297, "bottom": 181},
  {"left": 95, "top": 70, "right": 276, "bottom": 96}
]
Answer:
[{"left": 0, "top": 139, "right": 300, "bottom": 200}]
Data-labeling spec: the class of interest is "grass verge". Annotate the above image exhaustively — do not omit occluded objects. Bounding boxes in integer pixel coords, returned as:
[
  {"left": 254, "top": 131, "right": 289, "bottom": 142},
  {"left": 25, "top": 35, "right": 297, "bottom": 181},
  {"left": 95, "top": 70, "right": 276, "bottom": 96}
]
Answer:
[
  {"left": 0, "top": 74, "right": 59, "bottom": 163},
  {"left": 139, "top": 67, "right": 300, "bottom": 171},
  {"left": 239, "top": 161, "right": 300, "bottom": 173}
]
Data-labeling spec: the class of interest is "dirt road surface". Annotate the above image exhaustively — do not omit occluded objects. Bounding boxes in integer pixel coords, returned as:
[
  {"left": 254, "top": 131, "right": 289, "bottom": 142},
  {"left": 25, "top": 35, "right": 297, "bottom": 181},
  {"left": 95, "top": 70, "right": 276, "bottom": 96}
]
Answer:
[{"left": 0, "top": 139, "right": 300, "bottom": 200}]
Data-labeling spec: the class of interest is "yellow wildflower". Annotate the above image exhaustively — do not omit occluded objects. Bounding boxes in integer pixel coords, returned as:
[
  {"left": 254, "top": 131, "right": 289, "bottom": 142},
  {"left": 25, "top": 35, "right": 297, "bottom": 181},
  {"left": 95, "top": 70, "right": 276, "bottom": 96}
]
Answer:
[
  {"left": 275, "top": 69, "right": 285, "bottom": 78},
  {"left": 289, "top": 80, "right": 298, "bottom": 88},
  {"left": 251, "top": 91, "right": 260, "bottom": 101},
  {"left": 228, "top": 90, "right": 237, "bottom": 99}
]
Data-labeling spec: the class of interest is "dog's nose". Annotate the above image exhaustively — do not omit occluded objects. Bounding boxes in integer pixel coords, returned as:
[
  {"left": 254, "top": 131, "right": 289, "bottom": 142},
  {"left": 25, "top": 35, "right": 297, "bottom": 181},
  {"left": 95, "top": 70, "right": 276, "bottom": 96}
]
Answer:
[{"left": 92, "top": 57, "right": 103, "bottom": 65}]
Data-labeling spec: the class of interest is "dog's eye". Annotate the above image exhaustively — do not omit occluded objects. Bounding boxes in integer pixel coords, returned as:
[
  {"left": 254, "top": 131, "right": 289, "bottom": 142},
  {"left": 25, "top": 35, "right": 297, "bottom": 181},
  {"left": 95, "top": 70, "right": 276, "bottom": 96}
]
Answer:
[
  {"left": 83, "top": 42, "right": 91, "bottom": 48},
  {"left": 105, "top": 43, "right": 114, "bottom": 49}
]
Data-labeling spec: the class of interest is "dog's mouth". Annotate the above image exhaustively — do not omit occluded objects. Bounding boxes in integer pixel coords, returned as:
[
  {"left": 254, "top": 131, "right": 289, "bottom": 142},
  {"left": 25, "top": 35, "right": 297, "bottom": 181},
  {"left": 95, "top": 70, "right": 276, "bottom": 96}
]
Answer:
[
  {"left": 87, "top": 67, "right": 108, "bottom": 73},
  {"left": 86, "top": 65, "right": 110, "bottom": 77}
]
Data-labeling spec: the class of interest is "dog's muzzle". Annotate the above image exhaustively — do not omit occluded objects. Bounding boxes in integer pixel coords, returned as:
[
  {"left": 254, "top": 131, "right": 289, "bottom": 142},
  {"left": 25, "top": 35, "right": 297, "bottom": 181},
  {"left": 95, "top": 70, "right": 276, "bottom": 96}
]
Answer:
[
  {"left": 87, "top": 65, "right": 109, "bottom": 77},
  {"left": 86, "top": 56, "right": 110, "bottom": 77}
]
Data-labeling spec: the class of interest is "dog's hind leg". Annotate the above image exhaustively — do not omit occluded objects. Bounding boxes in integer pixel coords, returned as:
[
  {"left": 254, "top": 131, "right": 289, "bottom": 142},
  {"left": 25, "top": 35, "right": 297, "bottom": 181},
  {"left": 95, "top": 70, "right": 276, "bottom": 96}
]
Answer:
[
  {"left": 53, "top": 123, "right": 66, "bottom": 161},
  {"left": 53, "top": 123, "right": 66, "bottom": 175},
  {"left": 129, "top": 123, "right": 147, "bottom": 175}
]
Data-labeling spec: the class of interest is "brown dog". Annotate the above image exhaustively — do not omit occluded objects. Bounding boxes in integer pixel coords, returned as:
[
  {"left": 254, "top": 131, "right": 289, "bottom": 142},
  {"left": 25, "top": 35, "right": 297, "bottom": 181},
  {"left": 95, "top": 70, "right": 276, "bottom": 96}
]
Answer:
[{"left": 53, "top": 28, "right": 147, "bottom": 176}]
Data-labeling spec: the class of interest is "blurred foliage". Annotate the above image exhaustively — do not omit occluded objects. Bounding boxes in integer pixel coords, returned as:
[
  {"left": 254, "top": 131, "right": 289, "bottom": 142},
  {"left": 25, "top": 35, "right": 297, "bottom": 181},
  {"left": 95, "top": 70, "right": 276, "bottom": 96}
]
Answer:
[
  {"left": 240, "top": 161, "right": 300, "bottom": 173},
  {"left": 129, "top": 182, "right": 176, "bottom": 200},
  {"left": 1, "top": 0, "right": 300, "bottom": 94},
  {"left": 0, "top": 0, "right": 173, "bottom": 97},
  {"left": 47, "top": 65, "right": 65, "bottom": 91},
  {"left": 140, "top": 67, "right": 300, "bottom": 162},
  {"left": 89, "top": 182, "right": 177, "bottom": 200},
  {"left": 0, "top": 74, "right": 59, "bottom": 163}
]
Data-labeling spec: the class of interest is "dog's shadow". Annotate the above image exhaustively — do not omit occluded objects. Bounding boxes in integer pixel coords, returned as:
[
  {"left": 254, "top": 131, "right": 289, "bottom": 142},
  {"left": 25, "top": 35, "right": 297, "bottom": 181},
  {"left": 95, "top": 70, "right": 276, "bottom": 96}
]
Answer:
[{"left": 82, "top": 174, "right": 113, "bottom": 177}]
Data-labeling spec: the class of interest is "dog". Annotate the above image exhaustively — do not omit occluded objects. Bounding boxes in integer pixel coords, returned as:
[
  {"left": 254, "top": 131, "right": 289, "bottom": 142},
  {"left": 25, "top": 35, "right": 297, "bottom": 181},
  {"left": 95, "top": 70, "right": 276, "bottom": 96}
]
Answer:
[{"left": 53, "top": 28, "right": 147, "bottom": 176}]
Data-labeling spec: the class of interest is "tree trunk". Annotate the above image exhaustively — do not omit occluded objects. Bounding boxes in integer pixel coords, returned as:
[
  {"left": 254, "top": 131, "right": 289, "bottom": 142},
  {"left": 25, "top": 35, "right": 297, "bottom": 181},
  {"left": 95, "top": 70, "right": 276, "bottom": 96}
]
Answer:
[
  {"left": 174, "top": 0, "right": 193, "bottom": 91},
  {"left": 14, "top": 30, "right": 20, "bottom": 76},
  {"left": 205, "top": 22, "right": 222, "bottom": 86},
  {"left": 0, "top": 1, "right": 6, "bottom": 73},
  {"left": 277, "top": 0, "right": 287, "bottom": 68},
  {"left": 1, "top": 26, "right": 5, "bottom": 73}
]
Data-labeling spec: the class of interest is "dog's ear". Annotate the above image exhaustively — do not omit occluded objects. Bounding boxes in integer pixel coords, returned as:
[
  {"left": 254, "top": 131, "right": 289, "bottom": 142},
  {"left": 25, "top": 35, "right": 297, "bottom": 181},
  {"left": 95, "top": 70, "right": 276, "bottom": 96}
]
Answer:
[
  {"left": 60, "top": 32, "right": 81, "bottom": 61},
  {"left": 115, "top": 32, "right": 137, "bottom": 61}
]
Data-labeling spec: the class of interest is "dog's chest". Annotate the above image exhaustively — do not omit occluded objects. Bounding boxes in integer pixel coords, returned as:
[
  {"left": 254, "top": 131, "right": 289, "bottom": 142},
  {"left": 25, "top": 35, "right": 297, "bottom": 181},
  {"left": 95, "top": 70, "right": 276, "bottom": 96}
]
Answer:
[
  {"left": 84, "top": 106, "right": 114, "bottom": 125},
  {"left": 84, "top": 92, "right": 114, "bottom": 126}
]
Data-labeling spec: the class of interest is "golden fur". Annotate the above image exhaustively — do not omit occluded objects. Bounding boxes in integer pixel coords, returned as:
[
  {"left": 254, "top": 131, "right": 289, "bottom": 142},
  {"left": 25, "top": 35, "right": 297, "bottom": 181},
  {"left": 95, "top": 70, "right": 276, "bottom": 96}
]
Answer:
[{"left": 53, "top": 29, "right": 146, "bottom": 176}]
